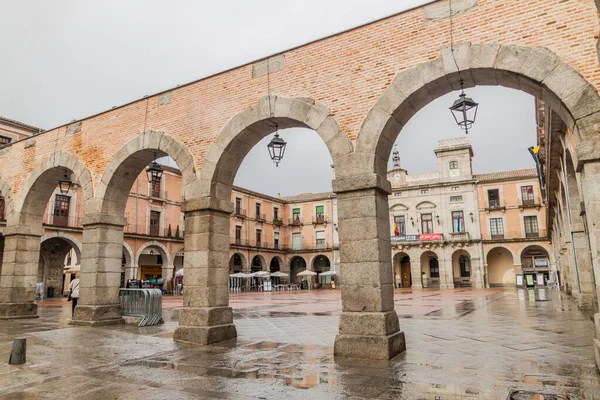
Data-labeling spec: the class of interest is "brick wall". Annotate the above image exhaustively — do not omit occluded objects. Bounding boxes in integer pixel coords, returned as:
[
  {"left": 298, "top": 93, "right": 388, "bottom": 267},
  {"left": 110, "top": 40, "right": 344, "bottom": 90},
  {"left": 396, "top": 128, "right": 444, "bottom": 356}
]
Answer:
[{"left": 0, "top": 0, "right": 598, "bottom": 199}]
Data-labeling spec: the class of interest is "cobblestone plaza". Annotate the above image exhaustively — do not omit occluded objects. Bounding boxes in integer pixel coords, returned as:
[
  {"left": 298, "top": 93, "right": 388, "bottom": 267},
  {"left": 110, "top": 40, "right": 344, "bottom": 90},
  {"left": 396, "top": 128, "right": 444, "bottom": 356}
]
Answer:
[{"left": 1, "top": 288, "right": 598, "bottom": 399}]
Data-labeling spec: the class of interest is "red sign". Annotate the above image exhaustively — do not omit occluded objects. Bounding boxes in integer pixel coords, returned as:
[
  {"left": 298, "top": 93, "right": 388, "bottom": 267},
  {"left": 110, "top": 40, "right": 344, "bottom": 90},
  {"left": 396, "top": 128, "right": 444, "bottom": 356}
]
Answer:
[{"left": 420, "top": 233, "right": 442, "bottom": 241}]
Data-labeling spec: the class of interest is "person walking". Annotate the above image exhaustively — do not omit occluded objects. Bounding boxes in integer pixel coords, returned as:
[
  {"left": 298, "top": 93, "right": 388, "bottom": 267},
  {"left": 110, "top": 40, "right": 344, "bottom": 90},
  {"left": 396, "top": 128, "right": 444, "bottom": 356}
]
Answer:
[{"left": 68, "top": 277, "right": 80, "bottom": 316}]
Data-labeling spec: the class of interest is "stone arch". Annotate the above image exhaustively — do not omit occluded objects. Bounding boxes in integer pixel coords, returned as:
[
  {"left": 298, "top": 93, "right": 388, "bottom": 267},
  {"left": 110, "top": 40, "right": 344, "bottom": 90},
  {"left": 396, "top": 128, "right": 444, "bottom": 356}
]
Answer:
[
  {"left": 229, "top": 252, "right": 247, "bottom": 272},
  {"left": 135, "top": 240, "right": 171, "bottom": 269},
  {"left": 13, "top": 151, "right": 94, "bottom": 227},
  {"left": 40, "top": 232, "right": 83, "bottom": 265},
  {"left": 201, "top": 96, "right": 353, "bottom": 201},
  {"left": 0, "top": 175, "right": 15, "bottom": 223},
  {"left": 250, "top": 254, "right": 266, "bottom": 271},
  {"left": 96, "top": 130, "right": 197, "bottom": 217},
  {"left": 420, "top": 250, "right": 440, "bottom": 288},
  {"left": 354, "top": 43, "right": 600, "bottom": 177},
  {"left": 517, "top": 244, "right": 552, "bottom": 264},
  {"left": 269, "top": 256, "right": 283, "bottom": 273},
  {"left": 171, "top": 245, "right": 185, "bottom": 265},
  {"left": 122, "top": 242, "right": 134, "bottom": 268},
  {"left": 451, "top": 249, "right": 472, "bottom": 286},
  {"left": 484, "top": 245, "right": 517, "bottom": 263},
  {"left": 487, "top": 246, "right": 518, "bottom": 287},
  {"left": 310, "top": 254, "right": 331, "bottom": 270},
  {"left": 289, "top": 255, "right": 307, "bottom": 284}
]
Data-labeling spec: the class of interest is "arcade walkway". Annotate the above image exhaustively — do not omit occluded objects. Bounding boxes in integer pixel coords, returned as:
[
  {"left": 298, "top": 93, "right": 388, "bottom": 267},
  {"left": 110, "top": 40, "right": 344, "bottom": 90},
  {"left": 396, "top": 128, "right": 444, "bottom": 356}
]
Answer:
[{"left": 0, "top": 289, "right": 598, "bottom": 399}]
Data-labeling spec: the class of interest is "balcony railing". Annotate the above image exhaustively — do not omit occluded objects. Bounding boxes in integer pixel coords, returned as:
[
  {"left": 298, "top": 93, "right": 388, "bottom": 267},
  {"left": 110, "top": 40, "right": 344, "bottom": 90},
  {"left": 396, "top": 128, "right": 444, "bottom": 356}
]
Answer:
[
  {"left": 290, "top": 217, "right": 302, "bottom": 226},
  {"left": 290, "top": 241, "right": 330, "bottom": 251},
  {"left": 313, "top": 215, "right": 326, "bottom": 224},
  {"left": 488, "top": 201, "right": 503, "bottom": 210},
  {"left": 124, "top": 224, "right": 184, "bottom": 239},
  {"left": 448, "top": 232, "right": 469, "bottom": 241},
  {"left": 518, "top": 197, "right": 542, "bottom": 208},
  {"left": 234, "top": 208, "right": 247, "bottom": 218},
  {"left": 149, "top": 189, "right": 167, "bottom": 199},
  {"left": 273, "top": 218, "right": 284, "bottom": 226},
  {"left": 483, "top": 230, "right": 548, "bottom": 241},
  {"left": 43, "top": 214, "right": 83, "bottom": 229},
  {"left": 255, "top": 213, "right": 266, "bottom": 222}
]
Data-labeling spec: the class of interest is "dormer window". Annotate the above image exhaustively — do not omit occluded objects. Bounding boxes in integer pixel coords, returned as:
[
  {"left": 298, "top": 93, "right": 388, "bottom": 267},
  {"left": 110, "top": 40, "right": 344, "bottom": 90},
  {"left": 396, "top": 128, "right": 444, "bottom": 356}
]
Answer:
[{"left": 449, "top": 161, "right": 459, "bottom": 170}]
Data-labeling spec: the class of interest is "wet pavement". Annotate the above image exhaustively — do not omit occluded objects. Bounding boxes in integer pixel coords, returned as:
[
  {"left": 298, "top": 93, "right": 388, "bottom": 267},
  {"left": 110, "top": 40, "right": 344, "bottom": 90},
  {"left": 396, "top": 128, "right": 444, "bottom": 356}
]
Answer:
[{"left": 1, "top": 288, "right": 599, "bottom": 399}]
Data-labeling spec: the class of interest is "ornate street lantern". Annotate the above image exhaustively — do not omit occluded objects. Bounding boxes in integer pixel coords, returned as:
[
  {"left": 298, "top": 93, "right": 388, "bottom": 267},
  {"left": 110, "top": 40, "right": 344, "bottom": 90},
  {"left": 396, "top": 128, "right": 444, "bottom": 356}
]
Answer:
[
  {"left": 58, "top": 170, "right": 72, "bottom": 195},
  {"left": 267, "top": 123, "right": 287, "bottom": 167},
  {"left": 449, "top": 81, "right": 479, "bottom": 135},
  {"left": 146, "top": 153, "right": 164, "bottom": 183}
]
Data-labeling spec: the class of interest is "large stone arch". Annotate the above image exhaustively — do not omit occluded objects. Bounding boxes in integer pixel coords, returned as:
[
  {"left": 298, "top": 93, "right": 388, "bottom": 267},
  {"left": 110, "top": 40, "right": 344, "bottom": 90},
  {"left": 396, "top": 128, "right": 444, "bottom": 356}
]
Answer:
[
  {"left": 13, "top": 151, "right": 94, "bottom": 227},
  {"left": 354, "top": 43, "right": 600, "bottom": 177},
  {"left": 40, "top": 232, "right": 83, "bottom": 265},
  {"left": 135, "top": 240, "right": 172, "bottom": 269},
  {"left": 484, "top": 245, "right": 517, "bottom": 264},
  {"left": 201, "top": 96, "right": 353, "bottom": 201},
  {"left": 95, "top": 130, "right": 197, "bottom": 217},
  {"left": 0, "top": 175, "right": 15, "bottom": 223}
]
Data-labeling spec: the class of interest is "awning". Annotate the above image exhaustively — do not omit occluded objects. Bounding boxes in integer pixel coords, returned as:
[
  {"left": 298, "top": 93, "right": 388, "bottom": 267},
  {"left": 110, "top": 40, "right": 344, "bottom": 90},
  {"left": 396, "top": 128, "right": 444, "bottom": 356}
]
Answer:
[
  {"left": 229, "top": 272, "right": 250, "bottom": 278},
  {"left": 270, "top": 271, "right": 289, "bottom": 277},
  {"left": 319, "top": 270, "right": 337, "bottom": 276},
  {"left": 175, "top": 268, "right": 184, "bottom": 276},
  {"left": 297, "top": 269, "right": 317, "bottom": 276}
]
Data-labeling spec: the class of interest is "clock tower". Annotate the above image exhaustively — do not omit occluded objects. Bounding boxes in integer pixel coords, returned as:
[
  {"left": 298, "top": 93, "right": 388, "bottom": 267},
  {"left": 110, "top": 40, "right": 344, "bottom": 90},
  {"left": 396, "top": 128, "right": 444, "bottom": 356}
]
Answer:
[{"left": 388, "top": 144, "right": 407, "bottom": 188}]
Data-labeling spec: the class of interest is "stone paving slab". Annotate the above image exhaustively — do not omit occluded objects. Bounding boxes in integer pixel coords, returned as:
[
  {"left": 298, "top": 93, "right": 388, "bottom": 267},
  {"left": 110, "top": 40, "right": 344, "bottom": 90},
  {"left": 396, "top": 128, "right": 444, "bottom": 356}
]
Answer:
[{"left": 0, "top": 288, "right": 599, "bottom": 399}]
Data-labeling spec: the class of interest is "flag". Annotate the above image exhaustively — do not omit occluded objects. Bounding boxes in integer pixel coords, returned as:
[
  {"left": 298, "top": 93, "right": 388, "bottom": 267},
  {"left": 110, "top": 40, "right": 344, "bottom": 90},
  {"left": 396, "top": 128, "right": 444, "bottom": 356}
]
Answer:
[{"left": 393, "top": 219, "right": 399, "bottom": 236}]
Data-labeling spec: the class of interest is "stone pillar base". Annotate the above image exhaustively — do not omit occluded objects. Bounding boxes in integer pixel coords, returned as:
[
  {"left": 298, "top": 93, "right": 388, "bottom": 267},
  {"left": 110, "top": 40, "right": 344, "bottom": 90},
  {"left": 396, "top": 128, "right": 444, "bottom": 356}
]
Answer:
[
  {"left": 70, "top": 304, "right": 124, "bottom": 326},
  {"left": 578, "top": 294, "right": 595, "bottom": 310},
  {"left": 334, "top": 331, "right": 406, "bottom": 360},
  {"left": 174, "top": 306, "right": 237, "bottom": 345},
  {"left": 0, "top": 303, "right": 38, "bottom": 319}
]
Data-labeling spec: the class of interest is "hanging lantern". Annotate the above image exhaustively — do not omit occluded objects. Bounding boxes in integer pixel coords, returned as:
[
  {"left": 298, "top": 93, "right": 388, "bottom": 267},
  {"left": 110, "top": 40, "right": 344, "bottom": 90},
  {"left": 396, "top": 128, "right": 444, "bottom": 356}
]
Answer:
[
  {"left": 449, "top": 82, "right": 479, "bottom": 135},
  {"left": 146, "top": 153, "right": 164, "bottom": 183},
  {"left": 58, "top": 170, "right": 72, "bottom": 195},
  {"left": 267, "top": 125, "right": 287, "bottom": 167}
]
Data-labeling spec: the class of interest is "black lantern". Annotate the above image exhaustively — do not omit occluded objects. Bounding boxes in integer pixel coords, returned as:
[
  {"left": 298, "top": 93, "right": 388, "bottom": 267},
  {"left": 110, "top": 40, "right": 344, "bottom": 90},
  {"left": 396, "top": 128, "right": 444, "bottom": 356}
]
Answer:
[
  {"left": 449, "top": 81, "right": 479, "bottom": 135},
  {"left": 267, "top": 124, "right": 287, "bottom": 167},
  {"left": 58, "top": 170, "right": 72, "bottom": 195},
  {"left": 146, "top": 153, "right": 164, "bottom": 183}
]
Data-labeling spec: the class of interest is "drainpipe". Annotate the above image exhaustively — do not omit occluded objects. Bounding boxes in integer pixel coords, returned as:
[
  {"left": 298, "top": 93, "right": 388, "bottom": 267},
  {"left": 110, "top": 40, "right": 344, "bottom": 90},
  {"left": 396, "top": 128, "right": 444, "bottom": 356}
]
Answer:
[{"left": 561, "top": 157, "right": 582, "bottom": 295}]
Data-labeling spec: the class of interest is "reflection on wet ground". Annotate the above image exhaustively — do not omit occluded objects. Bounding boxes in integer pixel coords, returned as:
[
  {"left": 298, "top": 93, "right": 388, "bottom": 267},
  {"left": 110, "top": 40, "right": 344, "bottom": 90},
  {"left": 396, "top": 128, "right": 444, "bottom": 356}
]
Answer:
[{"left": 0, "top": 288, "right": 598, "bottom": 399}]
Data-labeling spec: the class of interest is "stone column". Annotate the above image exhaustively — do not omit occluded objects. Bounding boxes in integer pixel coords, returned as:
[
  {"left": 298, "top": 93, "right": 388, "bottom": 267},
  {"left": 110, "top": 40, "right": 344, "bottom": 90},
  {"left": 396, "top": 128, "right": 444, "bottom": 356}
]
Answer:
[
  {"left": 333, "top": 175, "right": 406, "bottom": 360},
  {"left": 173, "top": 197, "right": 237, "bottom": 345},
  {"left": 471, "top": 256, "right": 484, "bottom": 289},
  {"left": 439, "top": 254, "right": 454, "bottom": 289},
  {"left": 162, "top": 264, "right": 174, "bottom": 282},
  {"left": 0, "top": 226, "right": 41, "bottom": 319},
  {"left": 72, "top": 214, "right": 124, "bottom": 326},
  {"left": 410, "top": 259, "right": 422, "bottom": 290}
]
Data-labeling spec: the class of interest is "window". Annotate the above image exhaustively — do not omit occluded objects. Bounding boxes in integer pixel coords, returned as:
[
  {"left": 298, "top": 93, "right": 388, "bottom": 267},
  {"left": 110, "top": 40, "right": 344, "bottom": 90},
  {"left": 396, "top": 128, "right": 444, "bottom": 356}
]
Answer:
[
  {"left": 459, "top": 256, "right": 471, "bottom": 277},
  {"left": 151, "top": 174, "right": 161, "bottom": 198},
  {"left": 451, "top": 186, "right": 459, "bottom": 191},
  {"left": 421, "top": 213, "right": 433, "bottom": 234},
  {"left": 394, "top": 192, "right": 402, "bottom": 197},
  {"left": 421, "top": 189, "right": 429, "bottom": 194},
  {"left": 273, "top": 207, "right": 279, "bottom": 220},
  {"left": 255, "top": 203, "right": 262, "bottom": 219},
  {"left": 452, "top": 211, "right": 465, "bottom": 233},
  {"left": 235, "top": 226, "right": 242, "bottom": 244},
  {"left": 429, "top": 258, "right": 439, "bottom": 278},
  {"left": 316, "top": 205, "right": 325, "bottom": 223},
  {"left": 274, "top": 231, "right": 280, "bottom": 249},
  {"left": 488, "top": 189, "right": 500, "bottom": 208},
  {"left": 316, "top": 231, "right": 326, "bottom": 248},
  {"left": 524, "top": 216, "right": 539, "bottom": 238},
  {"left": 235, "top": 198, "right": 242, "bottom": 215},
  {"left": 149, "top": 210, "right": 160, "bottom": 236},
  {"left": 450, "top": 195, "right": 463, "bottom": 202},
  {"left": 521, "top": 185, "right": 535, "bottom": 206},
  {"left": 449, "top": 161, "right": 459, "bottom": 170},
  {"left": 394, "top": 215, "right": 406, "bottom": 236},
  {"left": 256, "top": 229, "right": 262, "bottom": 246},
  {"left": 292, "top": 208, "right": 301, "bottom": 223},
  {"left": 292, "top": 232, "right": 302, "bottom": 250},
  {"left": 0, "top": 136, "right": 11, "bottom": 145},
  {"left": 490, "top": 218, "right": 504, "bottom": 239},
  {"left": 53, "top": 194, "right": 70, "bottom": 227}
]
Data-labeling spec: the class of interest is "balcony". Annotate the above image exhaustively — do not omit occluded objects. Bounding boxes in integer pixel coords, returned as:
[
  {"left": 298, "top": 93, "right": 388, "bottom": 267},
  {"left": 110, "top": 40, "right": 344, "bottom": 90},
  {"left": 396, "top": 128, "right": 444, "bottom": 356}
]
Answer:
[
  {"left": 487, "top": 200, "right": 505, "bottom": 211},
  {"left": 255, "top": 213, "right": 266, "bottom": 222},
  {"left": 518, "top": 197, "right": 542, "bottom": 209},
  {"left": 149, "top": 190, "right": 168, "bottom": 201},
  {"left": 43, "top": 214, "right": 83, "bottom": 229},
  {"left": 124, "top": 224, "right": 184, "bottom": 239},
  {"left": 234, "top": 208, "right": 247, "bottom": 218},
  {"left": 273, "top": 218, "right": 284, "bottom": 226},
  {"left": 483, "top": 230, "right": 548, "bottom": 241},
  {"left": 290, "top": 217, "right": 303, "bottom": 226},
  {"left": 313, "top": 215, "right": 326, "bottom": 225},
  {"left": 448, "top": 231, "right": 469, "bottom": 241}
]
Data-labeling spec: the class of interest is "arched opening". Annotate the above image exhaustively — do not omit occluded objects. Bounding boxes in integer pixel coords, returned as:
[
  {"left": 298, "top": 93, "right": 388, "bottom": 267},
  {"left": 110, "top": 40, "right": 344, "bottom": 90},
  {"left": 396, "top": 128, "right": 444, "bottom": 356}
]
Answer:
[
  {"left": 487, "top": 247, "right": 516, "bottom": 287},
  {"left": 520, "top": 245, "right": 551, "bottom": 288},
  {"left": 38, "top": 236, "right": 82, "bottom": 298},
  {"left": 312, "top": 254, "right": 331, "bottom": 288},
  {"left": 137, "top": 244, "right": 168, "bottom": 282},
  {"left": 290, "top": 256, "right": 307, "bottom": 284},
  {"left": 269, "top": 256, "right": 281, "bottom": 273},
  {"left": 251, "top": 255, "right": 264, "bottom": 273},
  {"left": 393, "top": 252, "right": 411, "bottom": 288},
  {"left": 420, "top": 251, "right": 439, "bottom": 289},
  {"left": 230, "top": 253, "right": 246, "bottom": 273},
  {"left": 452, "top": 250, "right": 472, "bottom": 288}
]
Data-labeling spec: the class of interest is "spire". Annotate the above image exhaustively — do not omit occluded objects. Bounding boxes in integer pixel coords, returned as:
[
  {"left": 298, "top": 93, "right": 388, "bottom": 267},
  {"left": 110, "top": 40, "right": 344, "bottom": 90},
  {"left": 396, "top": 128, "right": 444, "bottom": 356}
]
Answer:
[{"left": 392, "top": 144, "right": 400, "bottom": 168}]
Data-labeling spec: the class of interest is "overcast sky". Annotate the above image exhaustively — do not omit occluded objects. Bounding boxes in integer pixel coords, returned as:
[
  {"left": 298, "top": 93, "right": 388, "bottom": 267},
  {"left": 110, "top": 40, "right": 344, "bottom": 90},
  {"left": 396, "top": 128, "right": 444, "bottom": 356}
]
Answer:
[{"left": 1, "top": 0, "right": 535, "bottom": 197}]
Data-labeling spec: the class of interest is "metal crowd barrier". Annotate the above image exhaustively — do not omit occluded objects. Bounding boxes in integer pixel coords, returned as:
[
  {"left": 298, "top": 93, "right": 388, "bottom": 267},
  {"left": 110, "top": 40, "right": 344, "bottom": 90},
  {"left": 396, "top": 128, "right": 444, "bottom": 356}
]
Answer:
[{"left": 119, "top": 288, "right": 164, "bottom": 327}]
